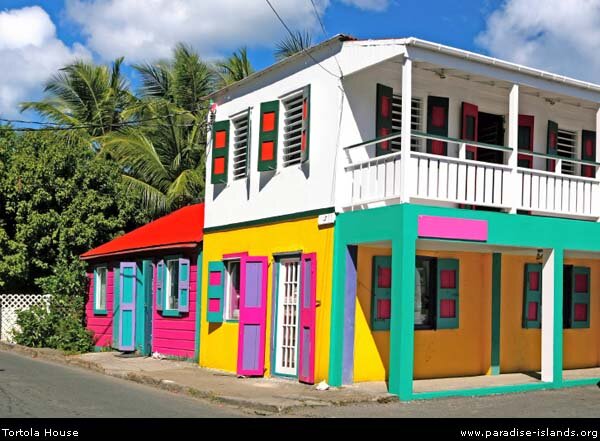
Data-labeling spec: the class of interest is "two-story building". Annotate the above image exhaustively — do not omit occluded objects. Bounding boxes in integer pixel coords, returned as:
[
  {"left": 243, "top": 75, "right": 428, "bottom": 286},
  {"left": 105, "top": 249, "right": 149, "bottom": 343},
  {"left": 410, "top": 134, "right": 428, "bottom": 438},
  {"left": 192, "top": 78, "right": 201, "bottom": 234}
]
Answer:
[{"left": 202, "top": 34, "right": 600, "bottom": 400}]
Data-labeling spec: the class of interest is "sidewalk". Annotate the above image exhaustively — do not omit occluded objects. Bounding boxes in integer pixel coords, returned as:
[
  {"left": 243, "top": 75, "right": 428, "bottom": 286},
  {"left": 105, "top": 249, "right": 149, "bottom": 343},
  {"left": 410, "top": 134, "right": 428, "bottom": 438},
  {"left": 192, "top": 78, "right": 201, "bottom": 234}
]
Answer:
[{"left": 0, "top": 342, "right": 394, "bottom": 414}]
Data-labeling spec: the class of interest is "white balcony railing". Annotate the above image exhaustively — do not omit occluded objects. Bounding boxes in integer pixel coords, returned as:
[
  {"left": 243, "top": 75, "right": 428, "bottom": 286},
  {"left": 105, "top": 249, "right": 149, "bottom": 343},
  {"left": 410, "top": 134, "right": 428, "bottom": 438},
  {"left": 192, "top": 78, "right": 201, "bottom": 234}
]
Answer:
[{"left": 343, "top": 131, "right": 600, "bottom": 220}]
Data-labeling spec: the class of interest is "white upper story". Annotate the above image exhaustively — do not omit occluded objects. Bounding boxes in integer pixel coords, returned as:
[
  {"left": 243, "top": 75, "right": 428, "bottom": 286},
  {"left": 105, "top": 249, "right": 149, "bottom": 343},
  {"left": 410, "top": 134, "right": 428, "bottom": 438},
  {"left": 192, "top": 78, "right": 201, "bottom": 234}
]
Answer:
[{"left": 205, "top": 35, "right": 600, "bottom": 229}]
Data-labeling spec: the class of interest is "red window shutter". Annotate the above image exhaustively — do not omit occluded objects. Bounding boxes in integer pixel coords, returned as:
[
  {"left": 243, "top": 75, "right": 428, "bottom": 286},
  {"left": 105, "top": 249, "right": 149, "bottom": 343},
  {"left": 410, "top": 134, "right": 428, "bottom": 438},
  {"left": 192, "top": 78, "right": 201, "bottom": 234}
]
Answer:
[
  {"left": 517, "top": 115, "right": 535, "bottom": 169},
  {"left": 427, "top": 96, "right": 449, "bottom": 156},
  {"left": 258, "top": 100, "right": 279, "bottom": 171},
  {"left": 211, "top": 120, "right": 229, "bottom": 185},
  {"left": 462, "top": 102, "right": 479, "bottom": 160},
  {"left": 581, "top": 130, "right": 596, "bottom": 178},
  {"left": 375, "top": 84, "right": 394, "bottom": 157}
]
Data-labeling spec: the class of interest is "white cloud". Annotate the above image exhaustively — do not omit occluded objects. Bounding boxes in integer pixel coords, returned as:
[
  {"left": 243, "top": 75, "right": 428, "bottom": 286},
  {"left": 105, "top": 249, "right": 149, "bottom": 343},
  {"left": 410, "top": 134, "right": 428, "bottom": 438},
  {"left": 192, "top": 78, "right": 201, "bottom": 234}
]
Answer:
[
  {"left": 65, "top": 0, "right": 331, "bottom": 62},
  {"left": 0, "top": 6, "right": 89, "bottom": 118},
  {"left": 339, "top": 0, "right": 389, "bottom": 12},
  {"left": 477, "top": 0, "right": 600, "bottom": 83}
]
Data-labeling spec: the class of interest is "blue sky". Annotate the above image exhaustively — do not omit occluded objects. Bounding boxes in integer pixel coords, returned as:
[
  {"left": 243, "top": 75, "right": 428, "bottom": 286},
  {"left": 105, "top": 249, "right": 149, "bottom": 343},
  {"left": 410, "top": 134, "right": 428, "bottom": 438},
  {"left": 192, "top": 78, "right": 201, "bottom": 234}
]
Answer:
[{"left": 1, "top": 0, "right": 599, "bottom": 118}]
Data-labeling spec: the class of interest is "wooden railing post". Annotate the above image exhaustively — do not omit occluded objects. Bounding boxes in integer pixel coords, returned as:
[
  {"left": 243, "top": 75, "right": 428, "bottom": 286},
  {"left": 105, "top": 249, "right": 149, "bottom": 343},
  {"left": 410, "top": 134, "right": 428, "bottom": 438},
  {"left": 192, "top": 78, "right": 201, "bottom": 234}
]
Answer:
[
  {"left": 458, "top": 142, "right": 466, "bottom": 160},
  {"left": 507, "top": 84, "right": 520, "bottom": 214},
  {"left": 399, "top": 56, "right": 412, "bottom": 203}
]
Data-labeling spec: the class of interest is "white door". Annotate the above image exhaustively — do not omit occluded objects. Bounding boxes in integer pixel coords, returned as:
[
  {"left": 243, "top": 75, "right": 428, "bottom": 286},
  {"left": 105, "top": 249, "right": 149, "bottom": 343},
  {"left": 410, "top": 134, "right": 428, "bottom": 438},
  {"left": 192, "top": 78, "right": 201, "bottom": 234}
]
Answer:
[{"left": 274, "top": 258, "right": 301, "bottom": 376}]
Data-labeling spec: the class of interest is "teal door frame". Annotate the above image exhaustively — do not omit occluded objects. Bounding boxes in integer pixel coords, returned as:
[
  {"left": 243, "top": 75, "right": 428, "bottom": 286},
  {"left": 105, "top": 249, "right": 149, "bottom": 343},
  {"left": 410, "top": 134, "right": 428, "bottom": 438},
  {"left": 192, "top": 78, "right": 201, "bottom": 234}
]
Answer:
[{"left": 135, "top": 259, "right": 153, "bottom": 356}]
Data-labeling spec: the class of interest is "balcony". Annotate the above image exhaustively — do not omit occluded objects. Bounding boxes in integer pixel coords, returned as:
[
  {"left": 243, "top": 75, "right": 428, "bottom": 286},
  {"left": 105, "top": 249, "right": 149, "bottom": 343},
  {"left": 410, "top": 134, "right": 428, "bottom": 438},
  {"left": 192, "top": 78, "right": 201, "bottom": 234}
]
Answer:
[{"left": 343, "top": 131, "right": 600, "bottom": 220}]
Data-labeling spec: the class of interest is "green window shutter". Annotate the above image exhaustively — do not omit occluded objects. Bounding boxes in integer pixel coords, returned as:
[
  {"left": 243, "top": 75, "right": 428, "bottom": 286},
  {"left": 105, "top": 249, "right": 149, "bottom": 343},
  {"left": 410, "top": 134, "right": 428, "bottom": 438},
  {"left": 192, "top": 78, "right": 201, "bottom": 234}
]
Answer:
[
  {"left": 547, "top": 120, "right": 558, "bottom": 172},
  {"left": 156, "top": 260, "right": 164, "bottom": 311},
  {"left": 371, "top": 255, "right": 391, "bottom": 331},
  {"left": 570, "top": 266, "right": 591, "bottom": 329},
  {"left": 300, "top": 85, "right": 311, "bottom": 163},
  {"left": 211, "top": 120, "right": 230, "bottom": 184},
  {"left": 258, "top": 100, "right": 279, "bottom": 171},
  {"left": 523, "top": 263, "right": 542, "bottom": 329},
  {"left": 375, "top": 84, "right": 393, "bottom": 157},
  {"left": 582, "top": 130, "right": 596, "bottom": 178},
  {"left": 436, "top": 258, "right": 459, "bottom": 329},
  {"left": 207, "top": 261, "right": 225, "bottom": 323},
  {"left": 178, "top": 257, "right": 190, "bottom": 313},
  {"left": 427, "top": 96, "right": 450, "bottom": 155}
]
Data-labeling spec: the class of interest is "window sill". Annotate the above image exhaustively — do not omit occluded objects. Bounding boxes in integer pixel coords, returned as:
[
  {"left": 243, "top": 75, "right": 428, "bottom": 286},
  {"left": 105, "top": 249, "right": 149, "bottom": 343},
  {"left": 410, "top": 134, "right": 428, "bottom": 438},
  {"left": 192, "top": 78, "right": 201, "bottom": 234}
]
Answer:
[
  {"left": 161, "top": 309, "right": 182, "bottom": 318},
  {"left": 93, "top": 309, "right": 108, "bottom": 316}
]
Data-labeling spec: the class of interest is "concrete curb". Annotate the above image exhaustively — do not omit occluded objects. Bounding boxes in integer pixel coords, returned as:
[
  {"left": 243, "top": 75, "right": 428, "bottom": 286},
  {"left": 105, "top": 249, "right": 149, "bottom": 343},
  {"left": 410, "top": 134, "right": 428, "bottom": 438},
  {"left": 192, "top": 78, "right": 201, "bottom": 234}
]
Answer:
[{"left": 0, "top": 342, "right": 396, "bottom": 414}]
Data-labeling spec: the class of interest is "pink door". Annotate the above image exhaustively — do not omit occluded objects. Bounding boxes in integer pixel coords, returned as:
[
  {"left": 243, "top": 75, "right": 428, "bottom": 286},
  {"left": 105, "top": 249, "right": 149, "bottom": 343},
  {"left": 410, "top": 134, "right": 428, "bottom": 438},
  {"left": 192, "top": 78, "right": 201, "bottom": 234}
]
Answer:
[
  {"left": 237, "top": 256, "right": 268, "bottom": 376},
  {"left": 298, "top": 253, "right": 316, "bottom": 384}
]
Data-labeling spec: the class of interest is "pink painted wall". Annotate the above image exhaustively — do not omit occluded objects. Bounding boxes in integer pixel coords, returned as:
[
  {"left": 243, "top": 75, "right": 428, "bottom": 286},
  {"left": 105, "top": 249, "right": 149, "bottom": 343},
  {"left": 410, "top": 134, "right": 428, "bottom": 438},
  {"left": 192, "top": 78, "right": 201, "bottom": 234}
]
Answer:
[
  {"left": 151, "top": 257, "right": 197, "bottom": 359},
  {"left": 85, "top": 269, "right": 114, "bottom": 347}
]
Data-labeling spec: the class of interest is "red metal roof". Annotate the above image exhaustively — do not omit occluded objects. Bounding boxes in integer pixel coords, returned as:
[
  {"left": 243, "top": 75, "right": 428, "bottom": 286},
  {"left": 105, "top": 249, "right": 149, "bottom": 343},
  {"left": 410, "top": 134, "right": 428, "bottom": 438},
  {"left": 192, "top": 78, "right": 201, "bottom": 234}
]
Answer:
[{"left": 81, "top": 203, "right": 204, "bottom": 260}]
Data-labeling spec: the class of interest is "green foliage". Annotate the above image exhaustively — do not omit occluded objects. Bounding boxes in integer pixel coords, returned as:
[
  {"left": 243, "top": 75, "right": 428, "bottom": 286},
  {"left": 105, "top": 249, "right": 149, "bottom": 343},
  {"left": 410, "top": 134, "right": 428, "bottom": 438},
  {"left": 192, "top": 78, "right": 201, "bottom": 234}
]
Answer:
[
  {"left": 275, "top": 31, "right": 313, "bottom": 61},
  {"left": 216, "top": 47, "right": 255, "bottom": 88}
]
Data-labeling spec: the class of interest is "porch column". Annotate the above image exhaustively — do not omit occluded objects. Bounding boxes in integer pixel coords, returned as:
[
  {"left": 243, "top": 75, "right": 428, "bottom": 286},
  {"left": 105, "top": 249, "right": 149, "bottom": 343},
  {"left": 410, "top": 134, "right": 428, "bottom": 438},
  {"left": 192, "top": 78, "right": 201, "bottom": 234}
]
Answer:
[
  {"left": 507, "top": 84, "right": 520, "bottom": 214},
  {"left": 399, "top": 56, "right": 413, "bottom": 203},
  {"left": 490, "top": 253, "right": 502, "bottom": 375},
  {"left": 388, "top": 217, "right": 417, "bottom": 400},
  {"left": 541, "top": 248, "right": 563, "bottom": 384}
]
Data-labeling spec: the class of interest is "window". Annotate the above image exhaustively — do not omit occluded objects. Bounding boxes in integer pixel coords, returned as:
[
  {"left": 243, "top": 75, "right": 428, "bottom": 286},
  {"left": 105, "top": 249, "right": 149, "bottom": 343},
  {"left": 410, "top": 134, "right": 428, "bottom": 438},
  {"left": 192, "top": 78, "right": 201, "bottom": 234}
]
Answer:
[
  {"left": 275, "top": 258, "right": 301, "bottom": 375},
  {"left": 94, "top": 266, "right": 107, "bottom": 314},
  {"left": 224, "top": 260, "right": 241, "bottom": 321},
  {"left": 281, "top": 86, "right": 310, "bottom": 167},
  {"left": 415, "top": 256, "right": 435, "bottom": 328},
  {"left": 165, "top": 259, "right": 179, "bottom": 311},
  {"left": 557, "top": 128, "right": 577, "bottom": 175},
  {"left": 371, "top": 255, "right": 459, "bottom": 331},
  {"left": 392, "top": 95, "right": 423, "bottom": 151},
  {"left": 231, "top": 110, "right": 250, "bottom": 180}
]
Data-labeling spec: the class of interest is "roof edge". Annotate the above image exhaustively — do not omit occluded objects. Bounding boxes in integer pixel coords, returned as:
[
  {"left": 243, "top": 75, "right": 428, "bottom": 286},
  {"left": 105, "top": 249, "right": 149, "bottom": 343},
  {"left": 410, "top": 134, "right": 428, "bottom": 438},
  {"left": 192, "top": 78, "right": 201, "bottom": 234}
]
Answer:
[{"left": 80, "top": 242, "right": 200, "bottom": 261}]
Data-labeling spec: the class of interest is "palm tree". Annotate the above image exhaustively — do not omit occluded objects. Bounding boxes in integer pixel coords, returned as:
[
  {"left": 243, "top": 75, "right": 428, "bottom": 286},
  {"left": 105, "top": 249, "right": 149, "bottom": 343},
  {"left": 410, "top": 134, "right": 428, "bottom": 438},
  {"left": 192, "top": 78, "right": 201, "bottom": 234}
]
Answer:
[
  {"left": 133, "top": 43, "right": 215, "bottom": 115},
  {"left": 275, "top": 31, "right": 313, "bottom": 61},
  {"left": 215, "top": 47, "right": 255, "bottom": 88},
  {"left": 20, "top": 58, "right": 135, "bottom": 138}
]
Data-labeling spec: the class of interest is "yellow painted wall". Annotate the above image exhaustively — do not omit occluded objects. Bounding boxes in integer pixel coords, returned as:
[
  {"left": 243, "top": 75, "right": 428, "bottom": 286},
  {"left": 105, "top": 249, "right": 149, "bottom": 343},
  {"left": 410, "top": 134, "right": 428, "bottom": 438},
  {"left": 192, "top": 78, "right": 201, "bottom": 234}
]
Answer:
[
  {"left": 353, "top": 247, "right": 492, "bottom": 381},
  {"left": 500, "top": 255, "right": 600, "bottom": 373},
  {"left": 200, "top": 217, "right": 334, "bottom": 382},
  {"left": 562, "top": 258, "right": 600, "bottom": 370}
]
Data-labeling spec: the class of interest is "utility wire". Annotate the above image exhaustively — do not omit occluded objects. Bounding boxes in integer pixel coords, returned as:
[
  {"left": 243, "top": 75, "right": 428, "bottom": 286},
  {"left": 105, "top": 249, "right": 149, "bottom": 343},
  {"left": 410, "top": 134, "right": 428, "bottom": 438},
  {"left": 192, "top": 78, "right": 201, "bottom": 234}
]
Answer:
[
  {"left": 308, "top": 0, "right": 344, "bottom": 78},
  {"left": 265, "top": 0, "right": 340, "bottom": 79}
]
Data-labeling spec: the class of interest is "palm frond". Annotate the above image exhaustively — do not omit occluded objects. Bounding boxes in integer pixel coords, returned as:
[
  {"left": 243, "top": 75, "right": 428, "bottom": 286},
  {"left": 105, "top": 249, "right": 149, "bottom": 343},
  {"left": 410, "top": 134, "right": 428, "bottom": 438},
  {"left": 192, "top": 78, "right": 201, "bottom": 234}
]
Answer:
[{"left": 275, "top": 31, "right": 313, "bottom": 61}]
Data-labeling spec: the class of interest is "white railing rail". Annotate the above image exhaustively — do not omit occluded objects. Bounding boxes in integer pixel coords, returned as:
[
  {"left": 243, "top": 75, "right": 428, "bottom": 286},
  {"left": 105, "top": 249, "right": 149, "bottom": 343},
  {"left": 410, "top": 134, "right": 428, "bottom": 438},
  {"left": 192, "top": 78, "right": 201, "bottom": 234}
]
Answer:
[{"left": 343, "top": 130, "right": 600, "bottom": 220}]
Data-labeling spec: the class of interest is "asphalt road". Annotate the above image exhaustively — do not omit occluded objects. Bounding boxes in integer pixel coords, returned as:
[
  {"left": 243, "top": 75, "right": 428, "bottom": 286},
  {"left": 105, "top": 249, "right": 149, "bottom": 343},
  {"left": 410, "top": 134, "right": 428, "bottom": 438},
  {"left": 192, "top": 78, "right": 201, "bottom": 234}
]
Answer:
[{"left": 0, "top": 350, "right": 246, "bottom": 418}]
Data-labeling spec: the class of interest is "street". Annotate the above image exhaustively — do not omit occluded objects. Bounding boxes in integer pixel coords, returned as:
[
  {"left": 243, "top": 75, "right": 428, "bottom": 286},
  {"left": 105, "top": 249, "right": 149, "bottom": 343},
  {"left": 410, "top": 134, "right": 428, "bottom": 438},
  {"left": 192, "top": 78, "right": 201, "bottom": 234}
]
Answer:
[
  {"left": 0, "top": 351, "right": 246, "bottom": 418},
  {"left": 0, "top": 350, "right": 599, "bottom": 418}
]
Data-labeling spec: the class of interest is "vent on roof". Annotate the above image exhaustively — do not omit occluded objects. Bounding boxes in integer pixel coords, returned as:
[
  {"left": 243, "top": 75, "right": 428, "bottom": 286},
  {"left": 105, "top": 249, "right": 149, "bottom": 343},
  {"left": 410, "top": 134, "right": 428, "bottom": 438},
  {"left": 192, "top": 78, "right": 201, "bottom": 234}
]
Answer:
[
  {"left": 282, "top": 90, "right": 305, "bottom": 167},
  {"left": 392, "top": 95, "right": 422, "bottom": 150},
  {"left": 232, "top": 110, "right": 250, "bottom": 180}
]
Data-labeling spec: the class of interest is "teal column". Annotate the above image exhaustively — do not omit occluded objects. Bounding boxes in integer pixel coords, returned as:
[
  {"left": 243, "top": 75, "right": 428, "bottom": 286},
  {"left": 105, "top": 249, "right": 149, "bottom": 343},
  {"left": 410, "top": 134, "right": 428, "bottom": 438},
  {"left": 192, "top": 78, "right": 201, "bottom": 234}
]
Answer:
[
  {"left": 388, "top": 214, "right": 417, "bottom": 400},
  {"left": 491, "top": 253, "right": 502, "bottom": 375},
  {"left": 328, "top": 227, "right": 347, "bottom": 387},
  {"left": 194, "top": 250, "right": 203, "bottom": 362}
]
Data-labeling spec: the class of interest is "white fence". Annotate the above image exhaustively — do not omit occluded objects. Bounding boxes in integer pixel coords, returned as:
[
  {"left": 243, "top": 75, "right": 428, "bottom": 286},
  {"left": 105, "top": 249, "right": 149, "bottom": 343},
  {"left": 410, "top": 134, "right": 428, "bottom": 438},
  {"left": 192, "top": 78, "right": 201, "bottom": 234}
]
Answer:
[
  {"left": 0, "top": 294, "right": 51, "bottom": 343},
  {"left": 344, "top": 132, "right": 600, "bottom": 220}
]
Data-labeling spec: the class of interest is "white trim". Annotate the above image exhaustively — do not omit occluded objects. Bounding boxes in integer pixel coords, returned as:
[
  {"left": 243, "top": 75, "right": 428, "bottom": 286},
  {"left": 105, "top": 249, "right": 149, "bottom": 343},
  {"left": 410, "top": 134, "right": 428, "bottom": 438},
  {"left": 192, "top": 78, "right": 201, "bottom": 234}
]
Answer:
[
  {"left": 274, "top": 258, "right": 301, "bottom": 377},
  {"left": 94, "top": 266, "right": 107, "bottom": 311},
  {"left": 164, "top": 259, "right": 179, "bottom": 311},
  {"left": 223, "top": 259, "right": 241, "bottom": 322}
]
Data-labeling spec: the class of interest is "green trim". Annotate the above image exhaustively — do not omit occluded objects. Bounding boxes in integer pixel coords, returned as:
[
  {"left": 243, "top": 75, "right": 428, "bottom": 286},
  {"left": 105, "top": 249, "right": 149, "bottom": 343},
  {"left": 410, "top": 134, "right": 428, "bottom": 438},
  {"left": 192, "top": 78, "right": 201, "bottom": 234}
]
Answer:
[
  {"left": 211, "top": 120, "right": 230, "bottom": 185},
  {"left": 112, "top": 265, "right": 120, "bottom": 348},
  {"left": 523, "top": 263, "right": 542, "bottom": 329},
  {"left": 435, "top": 258, "right": 459, "bottom": 329},
  {"left": 194, "top": 251, "right": 203, "bottom": 362},
  {"left": 92, "top": 265, "right": 108, "bottom": 315},
  {"left": 518, "top": 147, "right": 600, "bottom": 167},
  {"left": 161, "top": 309, "right": 181, "bottom": 317},
  {"left": 491, "top": 253, "right": 502, "bottom": 375},
  {"left": 258, "top": 100, "right": 279, "bottom": 171},
  {"left": 570, "top": 266, "right": 591, "bottom": 329},
  {"left": 371, "top": 256, "right": 391, "bottom": 330},
  {"left": 328, "top": 202, "right": 600, "bottom": 400},
  {"left": 203, "top": 207, "right": 335, "bottom": 233},
  {"left": 301, "top": 85, "right": 311, "bottom": 163}
]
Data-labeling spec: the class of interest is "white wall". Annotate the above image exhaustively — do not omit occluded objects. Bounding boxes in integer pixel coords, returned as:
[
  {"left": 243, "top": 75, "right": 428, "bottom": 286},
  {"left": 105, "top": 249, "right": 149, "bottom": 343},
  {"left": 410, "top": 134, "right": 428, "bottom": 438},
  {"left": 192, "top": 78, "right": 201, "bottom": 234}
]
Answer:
[{"left": 205, "top": 44, "right": 344, "bottom": 229}]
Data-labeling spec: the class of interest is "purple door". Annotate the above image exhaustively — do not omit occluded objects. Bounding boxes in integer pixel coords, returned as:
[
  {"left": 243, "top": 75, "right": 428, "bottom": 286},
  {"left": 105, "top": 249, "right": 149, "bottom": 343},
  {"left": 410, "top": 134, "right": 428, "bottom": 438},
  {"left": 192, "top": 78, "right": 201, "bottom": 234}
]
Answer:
[{"left": 237, "top": 256, "right": 267, "bottom": 376}]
